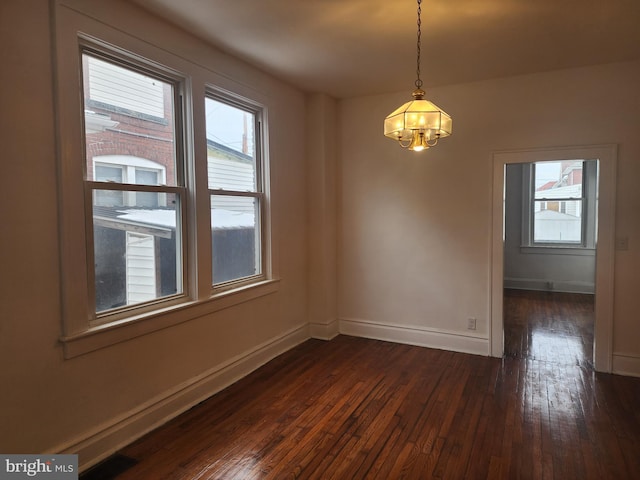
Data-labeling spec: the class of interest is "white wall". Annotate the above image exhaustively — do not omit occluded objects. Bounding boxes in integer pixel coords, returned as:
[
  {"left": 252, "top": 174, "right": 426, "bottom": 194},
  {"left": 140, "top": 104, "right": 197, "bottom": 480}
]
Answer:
[
  {"left": 0, "top": 0, "right": 309, "bottom": 468},
  {"left": 339, "top": 61, "right": 640, "bottom": 370},
  {"left": 503, "top": 163, "right": 596, "bottom": 294}
]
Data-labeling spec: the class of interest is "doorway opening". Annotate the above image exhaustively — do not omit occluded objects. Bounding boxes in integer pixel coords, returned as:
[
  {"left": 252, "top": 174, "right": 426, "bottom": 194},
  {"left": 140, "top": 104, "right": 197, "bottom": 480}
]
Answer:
[
  {"left": 490, "top": 145, "right": 616, "bottom": 372},
  {"left": 503, "top": 159, "right": 596, "bottom": 366}
]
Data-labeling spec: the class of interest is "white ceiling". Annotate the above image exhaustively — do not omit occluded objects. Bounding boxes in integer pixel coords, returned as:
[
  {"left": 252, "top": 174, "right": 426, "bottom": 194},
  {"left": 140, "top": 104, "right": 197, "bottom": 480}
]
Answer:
[{"left": 131, "top": 0, "right": 640, "bottom": 98}]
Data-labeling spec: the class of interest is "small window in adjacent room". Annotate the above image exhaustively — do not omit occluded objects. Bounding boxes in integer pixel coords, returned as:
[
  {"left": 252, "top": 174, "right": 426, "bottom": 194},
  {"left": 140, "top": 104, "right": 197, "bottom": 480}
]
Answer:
[
  {"left": 533, "top": 160, "right": 584, "bottom": 244},
  {"left": 205, "top": 94, "right": 265, "bottom": 287},
  {"left": 522, "top": 159, "right": 597, "bottom": 250}
]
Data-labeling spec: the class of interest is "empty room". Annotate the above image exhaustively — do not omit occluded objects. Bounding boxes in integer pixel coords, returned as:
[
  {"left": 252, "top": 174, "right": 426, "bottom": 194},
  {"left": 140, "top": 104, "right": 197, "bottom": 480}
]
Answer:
[{"left": 1, "top": 0, "right": 639, "bottom": 478}]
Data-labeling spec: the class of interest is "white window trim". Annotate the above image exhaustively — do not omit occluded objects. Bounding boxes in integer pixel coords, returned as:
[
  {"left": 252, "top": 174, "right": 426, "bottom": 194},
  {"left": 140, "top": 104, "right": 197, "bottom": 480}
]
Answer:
[
  {"left": 60, "top": 280, "right": 280, "bottom": 358},
  {"left": 54, "top": 6, "right": 278, "bottom": 358},
  {"left": 520, "top": 159, "right": 597, "bottom": 253}
]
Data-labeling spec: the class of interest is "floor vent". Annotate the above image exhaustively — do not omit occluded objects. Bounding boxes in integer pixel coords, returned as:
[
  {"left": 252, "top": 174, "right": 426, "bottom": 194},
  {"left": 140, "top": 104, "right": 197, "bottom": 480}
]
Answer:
[{"left": 80, "top": 454, "right": 138, "bottom": 480}]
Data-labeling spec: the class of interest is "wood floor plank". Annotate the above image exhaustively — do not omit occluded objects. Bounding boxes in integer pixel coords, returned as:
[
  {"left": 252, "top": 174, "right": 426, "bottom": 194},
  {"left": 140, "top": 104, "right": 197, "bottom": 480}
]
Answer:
[{"left": 100, "top": 292, "right": 640, "bottom": 480}]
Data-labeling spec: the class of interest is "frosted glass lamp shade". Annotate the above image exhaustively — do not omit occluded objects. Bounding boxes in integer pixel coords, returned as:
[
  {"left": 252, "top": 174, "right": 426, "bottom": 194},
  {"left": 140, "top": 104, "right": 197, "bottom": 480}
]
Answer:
[{"left": 384, "top": 98, "right": 452, "bottom": 147}]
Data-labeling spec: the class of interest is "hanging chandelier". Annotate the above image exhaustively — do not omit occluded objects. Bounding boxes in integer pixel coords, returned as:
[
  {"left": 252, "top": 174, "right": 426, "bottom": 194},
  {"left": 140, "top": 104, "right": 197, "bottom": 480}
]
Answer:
[{"left": 384, "top": 0, "right": 452, "bottom": 152}]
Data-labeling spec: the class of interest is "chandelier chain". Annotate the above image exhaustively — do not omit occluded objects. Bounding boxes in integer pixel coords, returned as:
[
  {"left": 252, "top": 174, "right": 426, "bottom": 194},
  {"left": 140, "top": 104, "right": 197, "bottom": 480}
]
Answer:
[
  {"left": 415, "top": 0, "right": 423, "bottom": 89},
  {"left": 383, "top": 0, "right": 451, "bottom": 151}
]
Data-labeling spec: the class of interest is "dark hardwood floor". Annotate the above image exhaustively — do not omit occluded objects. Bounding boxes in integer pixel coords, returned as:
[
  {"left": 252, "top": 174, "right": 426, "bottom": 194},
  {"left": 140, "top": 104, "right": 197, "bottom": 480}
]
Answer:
[
  {"left": 504, "top": 288, "right": 595, "bottom": 367},
  {"left": 89, "top": 291, "right": 640, "bottom": 479}
]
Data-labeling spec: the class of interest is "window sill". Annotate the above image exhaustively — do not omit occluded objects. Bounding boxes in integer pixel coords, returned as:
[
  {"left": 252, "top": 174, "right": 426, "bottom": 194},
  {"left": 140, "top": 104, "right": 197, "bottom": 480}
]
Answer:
[
  {"left": 60, "top": 279, "right": 280, "bottom": 359},
  {"left": 519, "top": 245, "right": 596, "bottom": 256}
]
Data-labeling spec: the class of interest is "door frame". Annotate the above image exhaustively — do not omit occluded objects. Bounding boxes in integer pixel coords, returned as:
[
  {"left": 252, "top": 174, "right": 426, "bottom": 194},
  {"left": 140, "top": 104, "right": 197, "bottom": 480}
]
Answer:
[{"left": 490, "top": 144, "right": 617, "bottom": 372}]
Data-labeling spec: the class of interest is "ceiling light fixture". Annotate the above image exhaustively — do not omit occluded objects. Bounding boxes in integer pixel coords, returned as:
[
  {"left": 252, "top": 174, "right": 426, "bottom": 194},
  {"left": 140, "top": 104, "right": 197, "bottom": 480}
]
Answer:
[{"left": 384, "top": 0, "right": 452, "bottom": 152}]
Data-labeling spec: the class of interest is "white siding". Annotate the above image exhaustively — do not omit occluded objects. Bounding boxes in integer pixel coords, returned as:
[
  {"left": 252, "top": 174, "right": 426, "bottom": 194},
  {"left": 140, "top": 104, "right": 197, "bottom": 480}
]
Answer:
[
  {"left": 208, "top": 154, "right": 256, "bottom": 214},
  {"left": 126, "top": 232, "right": 156, "bottom": 304},
  {"left": 534, "top": 210, "right": 582, "bottom": 242},
  {"left": 211, "top": 196, "right": 256, "bottom": 216},
  {"left": 88, "top": 56, "right": 165, "bottom": 118},
  {"left": 208, "top": 155, "right": 255, "bottom": 191}
]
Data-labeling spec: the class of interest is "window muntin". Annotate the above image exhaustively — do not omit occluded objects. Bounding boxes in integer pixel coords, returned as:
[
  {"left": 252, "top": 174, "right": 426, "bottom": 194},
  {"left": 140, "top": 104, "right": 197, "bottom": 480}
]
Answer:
[
  {"left": 93, "top": 158, "right": 166, "bottom": 208},
  {"left": 82, "top": 50, "right": 185, "bottom": 318},
  {"left": 205, "top": 96, "right": 264, "bottom": 287},
  {"left": 531, "top": 160, "right": 585, "bottom": 245}
]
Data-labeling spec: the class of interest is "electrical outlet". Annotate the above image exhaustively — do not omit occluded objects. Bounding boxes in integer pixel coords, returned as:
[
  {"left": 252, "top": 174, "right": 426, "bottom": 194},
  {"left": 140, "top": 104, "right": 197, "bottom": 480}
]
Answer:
[
  {"left": 615, "top": 237, "right": 629, "bottom": 251},
  {"left": 467, "top": 317, "right": 477, "bottom": 330}
]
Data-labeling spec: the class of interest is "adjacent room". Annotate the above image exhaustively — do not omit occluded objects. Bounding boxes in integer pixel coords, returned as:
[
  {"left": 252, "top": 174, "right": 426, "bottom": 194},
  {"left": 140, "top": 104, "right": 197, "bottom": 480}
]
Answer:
[{"left": 1, "top": 0, "right": 639, "bottom": 478}]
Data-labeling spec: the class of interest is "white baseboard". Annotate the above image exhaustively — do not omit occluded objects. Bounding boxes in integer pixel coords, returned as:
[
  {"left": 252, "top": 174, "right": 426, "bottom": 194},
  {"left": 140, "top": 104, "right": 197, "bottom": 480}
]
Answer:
[
  {"left": 504, "top": 277, "right": 594, "bottom": 294},
  {"left": 309, "top": 319, "right": 339, "bottom": 340},
  {"left": 55, "top": 324, "right": 310, "bottom": 473},
  {"left": 339, "top": 318, "right": 488, "bottom": 356},
  {"left": 612, "top": 352, "right": 640, "bottom": 377}
]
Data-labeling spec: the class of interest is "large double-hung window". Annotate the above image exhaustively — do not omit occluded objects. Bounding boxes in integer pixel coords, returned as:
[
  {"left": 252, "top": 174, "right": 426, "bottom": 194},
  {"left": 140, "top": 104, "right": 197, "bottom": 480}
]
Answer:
[
  {"left": 55, "top": 28, "right": 273, "bottom": 357},
  {"left": 205, "top": 96, "right": 264, "bottom": 286},
  {"left": 82, "top": 49, "right": 185, "bottom": 315}
]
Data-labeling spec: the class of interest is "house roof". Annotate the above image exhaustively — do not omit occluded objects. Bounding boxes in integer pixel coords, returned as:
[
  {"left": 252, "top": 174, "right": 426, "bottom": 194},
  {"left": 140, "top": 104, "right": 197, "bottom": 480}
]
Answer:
[
  {"left": 537, "top": 181, "right": 557, "bottom": 192},
  {"left": 207, "top": 138, "right": 253, "bottom": 164},
  {"left": 535, "top": 184, "right": 582, "bottom": 199},
  {"left": 94, "top": 205, "right": 255, "bottom": 234}
]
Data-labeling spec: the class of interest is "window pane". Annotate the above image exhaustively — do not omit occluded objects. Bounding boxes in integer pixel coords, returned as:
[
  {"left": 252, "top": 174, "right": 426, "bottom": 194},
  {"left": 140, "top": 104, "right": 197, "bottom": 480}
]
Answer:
[
  {"left": 211, "top": 195, "right": 260, "bottom": 284},
  {"left": 534, "top": 200, "right": 583, "bottom": 243},
  {"left": 95, "top": 164, "right": 123, "bottom": 182},
  {"left": 534, "top": 160, "right": 583, "bottom": 199},
  {"left": 82, "top": 53, "right": 177, "bottom": 187},
  {"left": 136, "top": 168, "right": 159, "bottom": 185},
  {"left": 533, "top": 160, "right": 584, "bottom": 244},
  {"left": 205, "top": 97, "right": 256, "bottom": 191},
  {"left": 93, "top": 190, "right": 181, "bottom": 313}
]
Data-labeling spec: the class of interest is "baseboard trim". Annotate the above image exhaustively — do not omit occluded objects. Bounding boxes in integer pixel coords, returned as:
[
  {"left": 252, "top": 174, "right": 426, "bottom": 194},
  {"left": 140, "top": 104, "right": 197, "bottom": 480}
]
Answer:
[
  {"left": 504, "top": 277, "right": 594, "bottom": 294},
  {"left": 309, "top": 319, "right": 339, "bottom": 340},
  {"left": 339, "top": 318, "right": 488, "bottom": 356},
  {"left": 55, "top": 324, "right": 310, "bottom": 472},
  {"left": 612, "top": 352, "right": 640, "bottom": 378}
]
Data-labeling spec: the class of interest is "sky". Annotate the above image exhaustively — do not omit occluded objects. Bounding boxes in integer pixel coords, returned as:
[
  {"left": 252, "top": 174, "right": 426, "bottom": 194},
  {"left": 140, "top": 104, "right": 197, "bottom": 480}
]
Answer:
[
  {"left": 205, "top": 97, "right": 254, "bottom": 155},
  {"left": 534, "top": 161, "right": 561, "bottom": 188}
]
